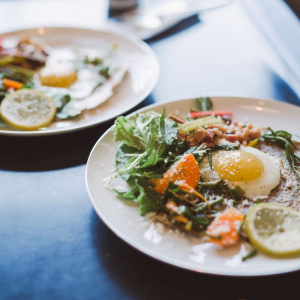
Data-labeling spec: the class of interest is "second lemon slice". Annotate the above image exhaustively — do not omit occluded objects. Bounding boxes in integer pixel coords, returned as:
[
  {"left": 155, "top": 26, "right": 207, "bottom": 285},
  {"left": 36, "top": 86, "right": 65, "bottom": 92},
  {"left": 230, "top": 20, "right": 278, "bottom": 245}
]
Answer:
[
  {"left": 245, "top": 203, "right": 300, "bottom": 257},
  {"left": 0, "top": 89, "right": 56, "bottom": 131}
]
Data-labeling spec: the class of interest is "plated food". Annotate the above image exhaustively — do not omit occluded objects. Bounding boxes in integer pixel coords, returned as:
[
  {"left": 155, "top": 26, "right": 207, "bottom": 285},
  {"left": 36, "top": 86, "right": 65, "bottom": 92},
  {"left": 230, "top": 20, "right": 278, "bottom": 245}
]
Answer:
[
  {"left": 86, "top": 97, "right": 300, "bottom": 276},
  {"left": 105, "top": 97, "right": 300, "bottom": 258},
  {"left": 0, "top": 34, "right": 127, "bottom": 130},
  {"left": 0, "top": 28, "right": 159, "bottom": 135}
]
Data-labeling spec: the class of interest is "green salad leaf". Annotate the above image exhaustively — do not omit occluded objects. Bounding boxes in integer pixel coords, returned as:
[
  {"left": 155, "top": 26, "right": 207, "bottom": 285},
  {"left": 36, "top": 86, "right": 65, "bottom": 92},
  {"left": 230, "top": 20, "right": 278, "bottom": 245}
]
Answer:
[
  {"left": 56, "top": 102, "right": 81, "bottom": 119},
  {"left": 195, "top": 97, "right": 213, "bottom": 111},
  {"left": 106, "top": 109, "right": 180, "bottom": 184},
  {"left": 113, "top": 185, "right": 139, "bottom": 200},
  {"left": 52, "top": 93, "right": 71, "bottom": 109},
  {"left": 40, "top": 87, "right": 81, "bottom": 119},
  {"left": 136, "top": 178, "right": 163, "bottom": 216},
  {"left": 113, "top": 116, "right": 147, "bottom": 150},
  {"left": 159, "top": 108, "right": 178, "bottom": 146}
]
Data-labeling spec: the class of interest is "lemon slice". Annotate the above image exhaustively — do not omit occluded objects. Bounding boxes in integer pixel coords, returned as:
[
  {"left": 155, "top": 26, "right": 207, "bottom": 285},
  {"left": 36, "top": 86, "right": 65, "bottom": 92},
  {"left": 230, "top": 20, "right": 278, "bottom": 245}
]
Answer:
[
  {"left": 245, "top": 203, "right": 300, "bottom": 257},
  {"left": 0, "top": 89, "right": 56, "bottom": 130}
]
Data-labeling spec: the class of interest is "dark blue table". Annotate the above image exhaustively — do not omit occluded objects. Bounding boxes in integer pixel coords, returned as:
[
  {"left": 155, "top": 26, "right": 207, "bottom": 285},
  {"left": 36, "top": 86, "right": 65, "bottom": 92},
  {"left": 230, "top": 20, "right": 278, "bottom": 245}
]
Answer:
[{"left": 1, "top": 0, "right": 300, "bottom": 299}]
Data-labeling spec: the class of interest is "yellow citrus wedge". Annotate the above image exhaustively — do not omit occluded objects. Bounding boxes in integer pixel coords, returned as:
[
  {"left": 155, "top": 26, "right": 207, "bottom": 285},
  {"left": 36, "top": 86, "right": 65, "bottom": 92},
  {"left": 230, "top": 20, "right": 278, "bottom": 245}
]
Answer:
[
  {"left": 0, "top": 89, "right": 56, "bottom": 130},
  {"left": 245, "top": 203, "right": 300, "bottom": 257}
]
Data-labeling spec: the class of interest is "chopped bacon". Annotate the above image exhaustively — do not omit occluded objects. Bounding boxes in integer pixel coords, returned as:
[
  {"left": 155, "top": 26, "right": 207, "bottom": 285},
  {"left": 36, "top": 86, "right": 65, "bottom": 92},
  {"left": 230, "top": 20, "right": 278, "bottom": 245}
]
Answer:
[
  {"left": 199, "top": 142, "right": 215, "bottom": 149},
  {"left": 186, "top": 135, "right": 199, "bottom": 147},
  {"left": 249, "top": 128, "right": 261, "bottom": 140},
  {"left": 241, "top": 128, "right": 250, "bottom": 139},
  {"left": 207, "top": 124, "right": 228, "bottom": 133},
  {"left": 204, "top": 129, "right": 215, "bottom": 142},
  {"left": 177, "top": 115, "right": 261, "bottom": 151},
  {"left": 207, "top": 124, "right": 220, "bottom": 129},
  {"left": 225, "top": 134, "right": 238, "bottom": 142},
  {"left": 247, "top": 123, "right": 253, "bottom": 129},
  {"left": 194, "top": 128, "right": 206, "bottom": 142}
]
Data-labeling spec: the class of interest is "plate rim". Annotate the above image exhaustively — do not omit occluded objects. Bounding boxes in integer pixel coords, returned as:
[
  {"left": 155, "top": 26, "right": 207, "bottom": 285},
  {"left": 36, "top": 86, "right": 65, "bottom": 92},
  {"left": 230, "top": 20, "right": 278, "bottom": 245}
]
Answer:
[
  {"left": 0, "top": 26, "right": 159, "bottom": 136},
  {"left": 86, "top": 96, "right": 300, "bottom": 277}
]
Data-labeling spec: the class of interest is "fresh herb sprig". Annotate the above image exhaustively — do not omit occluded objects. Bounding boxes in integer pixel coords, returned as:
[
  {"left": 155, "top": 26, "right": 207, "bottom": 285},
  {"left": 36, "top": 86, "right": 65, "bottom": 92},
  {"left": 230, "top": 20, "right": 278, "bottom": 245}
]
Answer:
[
  {"left": 195, "top": 97, "right": 213, "bottom": 111},
  {"left": 242, "top": 249, "right": 257, "bottom": 261},
  {"left": 261, "top": 127, "right": 300, "bottom": 178}
]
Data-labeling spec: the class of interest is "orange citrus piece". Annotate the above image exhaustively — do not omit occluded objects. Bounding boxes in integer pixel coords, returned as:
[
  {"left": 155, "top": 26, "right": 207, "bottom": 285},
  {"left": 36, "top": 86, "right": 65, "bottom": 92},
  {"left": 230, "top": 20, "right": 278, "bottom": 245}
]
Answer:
[
  {"left": 151, "top": 153, "right": 200, "bottom": 195},
  {"left": 206, "top": 207, "right": 244, "bottom": 246}
]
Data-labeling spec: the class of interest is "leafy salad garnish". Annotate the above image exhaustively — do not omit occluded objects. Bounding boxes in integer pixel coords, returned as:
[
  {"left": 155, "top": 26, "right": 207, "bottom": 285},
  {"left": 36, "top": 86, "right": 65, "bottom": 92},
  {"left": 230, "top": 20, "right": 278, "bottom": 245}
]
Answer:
[{"left": 105, "top": 108, "right": 185, "bottom": 186}]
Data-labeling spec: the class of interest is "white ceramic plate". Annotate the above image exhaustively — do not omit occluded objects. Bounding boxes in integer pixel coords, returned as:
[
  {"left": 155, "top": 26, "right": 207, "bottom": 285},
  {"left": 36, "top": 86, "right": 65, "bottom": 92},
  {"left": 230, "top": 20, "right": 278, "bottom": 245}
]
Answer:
[
  {"left": 0, "top": 27, "right": 159, "bottom": 136},
  {"left": 86, "top": 97, "right": 300, "bottom": 276}
]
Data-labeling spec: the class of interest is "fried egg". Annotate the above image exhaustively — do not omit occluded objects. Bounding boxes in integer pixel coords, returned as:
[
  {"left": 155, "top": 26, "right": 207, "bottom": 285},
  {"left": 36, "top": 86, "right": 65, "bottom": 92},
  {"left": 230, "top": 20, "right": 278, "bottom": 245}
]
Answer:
[
  {"left": 36, "top": 47, "right": 128, "bottom": 110},
  {"left": 199, "top": 145, "right": 281, "bottom": 199}
]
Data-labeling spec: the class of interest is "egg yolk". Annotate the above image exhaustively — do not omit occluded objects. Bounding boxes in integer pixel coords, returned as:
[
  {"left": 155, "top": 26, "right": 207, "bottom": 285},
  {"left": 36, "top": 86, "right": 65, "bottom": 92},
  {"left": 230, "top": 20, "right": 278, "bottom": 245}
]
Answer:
[{"left": 214, "top": 151, "right": 264, "bottom": 182}]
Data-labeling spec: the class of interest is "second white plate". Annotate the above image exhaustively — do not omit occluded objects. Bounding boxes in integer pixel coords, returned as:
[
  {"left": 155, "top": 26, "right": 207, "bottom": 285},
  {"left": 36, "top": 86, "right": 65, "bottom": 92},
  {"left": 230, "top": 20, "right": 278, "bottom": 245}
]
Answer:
[{"left": 0, "top": 27, "right": 159, "bottom": 136}]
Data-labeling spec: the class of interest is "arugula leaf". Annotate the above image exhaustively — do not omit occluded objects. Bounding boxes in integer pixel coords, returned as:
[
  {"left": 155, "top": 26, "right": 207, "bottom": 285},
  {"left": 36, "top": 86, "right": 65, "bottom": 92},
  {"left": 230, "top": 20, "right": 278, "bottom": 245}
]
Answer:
[
  {"left": 40, "top": 87, "right": 81, "bottom": 119},
  {"left": 53, "top": 93, "right": 71, "bottom": 110},
  {"left": 114, "top": 110, "right": 178, "bottom": 152},
  {"left": 113, "top": 185, "right": 138, "bottom": 200},
  {"left": 141, "top": 172, "right": 163, "bottom": 179},
  {"left": 106, "top": 110, "right": 181, "bottom": 185},
  {"left": 115, "top": 144, "right": 141, "bottom": 181},
  {"left": 159, "top": 107, "right": 178, "bottom": 146},
  {"left": 195, "top": 97, "right": 213, "bottom": 111},
  {"left": 116, "top": 144, "right": 140, "bottom": 169},
  {"left": 113, "top": 116, "right": 146, "bottom": 150},
  {"left": 139, "top": 149, "right": 160, "bottom": 169},
  {"left": 84, "top": 56, "right": 104, "bottom": 65},
  {"left": 135, "top": 178, "right": 162, "bottom": 216},
  {"left": 56, "top": 102, "right": 81, "bottom": 119},
  {"left": 99, "top": 65, "right": 110, "bottom": 79}
]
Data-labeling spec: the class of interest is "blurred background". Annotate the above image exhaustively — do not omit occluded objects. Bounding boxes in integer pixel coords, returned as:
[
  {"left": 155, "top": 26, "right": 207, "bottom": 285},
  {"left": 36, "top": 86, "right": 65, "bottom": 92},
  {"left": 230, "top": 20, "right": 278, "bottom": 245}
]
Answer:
[{"left": 2, "top": 0, "right": 299, "bottom": 103}]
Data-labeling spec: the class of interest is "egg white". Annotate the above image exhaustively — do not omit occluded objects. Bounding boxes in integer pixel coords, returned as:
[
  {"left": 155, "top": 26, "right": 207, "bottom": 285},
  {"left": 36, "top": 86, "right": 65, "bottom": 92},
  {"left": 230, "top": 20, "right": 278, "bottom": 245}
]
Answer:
[
  {"left": 199, "top": 145, "right": 281, "bottom": 199},
  {"left": 37, "top": 47, "right": 128, "bottom": 110}
]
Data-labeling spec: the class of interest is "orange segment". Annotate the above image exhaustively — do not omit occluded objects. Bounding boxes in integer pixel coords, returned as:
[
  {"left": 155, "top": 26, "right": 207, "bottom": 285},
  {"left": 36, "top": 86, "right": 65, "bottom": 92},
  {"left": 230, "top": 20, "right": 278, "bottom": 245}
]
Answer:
[
  {"left": 151, "top": 153, "right": 200, "bottom": 195},
  {"left": 206, "top": 207, "right": 244, "bottom": 246}
]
